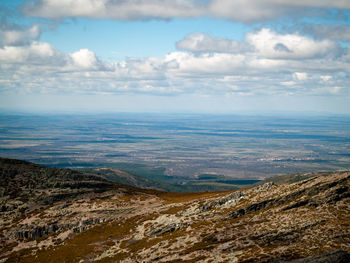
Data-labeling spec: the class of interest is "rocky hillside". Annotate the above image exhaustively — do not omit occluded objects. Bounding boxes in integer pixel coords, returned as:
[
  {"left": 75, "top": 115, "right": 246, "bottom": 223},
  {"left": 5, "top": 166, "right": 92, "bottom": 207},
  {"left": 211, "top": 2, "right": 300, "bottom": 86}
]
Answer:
[
  {"left": 80, "top": 167, "right": 172, "bottom": 192},
  {"left": 0, "top": 158, "right": 350, "bottom": 262}
]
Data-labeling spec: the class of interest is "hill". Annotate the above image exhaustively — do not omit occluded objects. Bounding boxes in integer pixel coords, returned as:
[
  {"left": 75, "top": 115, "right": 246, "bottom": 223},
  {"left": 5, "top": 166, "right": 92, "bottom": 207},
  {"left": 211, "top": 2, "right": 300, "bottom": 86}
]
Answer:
[
  {"left": 0, "top": 157, "right": 349, "bottom": 262},
  {"left": 79, "top": 167, "right": 260, "bottom": 193}
]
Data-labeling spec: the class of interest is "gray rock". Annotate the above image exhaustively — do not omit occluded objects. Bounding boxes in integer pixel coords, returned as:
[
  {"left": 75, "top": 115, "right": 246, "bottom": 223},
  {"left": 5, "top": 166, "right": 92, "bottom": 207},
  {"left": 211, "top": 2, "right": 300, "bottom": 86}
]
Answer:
[
  {"left": 150, "top": 223, "right": 183, "bottom": 236},
  {"left": 16, "top": 223, "right": 60, "bottom": 240},
  {"left": 257, "top": 182, "right": 275, "bottom": 191},
  {"left": 200, "top": 191, "right": 243, "bottom": 211}
]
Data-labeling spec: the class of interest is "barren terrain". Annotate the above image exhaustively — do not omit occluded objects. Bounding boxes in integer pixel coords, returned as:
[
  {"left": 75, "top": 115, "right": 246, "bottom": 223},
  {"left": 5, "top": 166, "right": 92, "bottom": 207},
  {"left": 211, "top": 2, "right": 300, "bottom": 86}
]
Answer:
[{"left": 1, "top": 158, "right": 349, "bottom": 262}]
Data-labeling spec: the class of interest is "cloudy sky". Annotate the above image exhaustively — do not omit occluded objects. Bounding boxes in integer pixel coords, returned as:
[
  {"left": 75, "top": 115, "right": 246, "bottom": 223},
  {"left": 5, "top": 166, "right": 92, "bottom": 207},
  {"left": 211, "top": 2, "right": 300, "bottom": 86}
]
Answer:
[{"left": 0, "top": 0, "right": 350, "bottom": 114}]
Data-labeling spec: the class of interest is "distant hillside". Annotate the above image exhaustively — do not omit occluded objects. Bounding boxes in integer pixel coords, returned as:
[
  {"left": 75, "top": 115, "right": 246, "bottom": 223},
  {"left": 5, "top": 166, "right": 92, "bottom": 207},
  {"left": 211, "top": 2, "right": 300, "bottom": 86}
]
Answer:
[
  {"left": 1, "top": 158, "right": 350, "bottom": 262},
  {"left": 80, "top": 167, "right": 177, "bottom": 192},
  {"left": 80, "top": 167, "right": 260, "bottom": 193},
  {"left": 0, "top": 157, "right": 118, "bottom": 205}
]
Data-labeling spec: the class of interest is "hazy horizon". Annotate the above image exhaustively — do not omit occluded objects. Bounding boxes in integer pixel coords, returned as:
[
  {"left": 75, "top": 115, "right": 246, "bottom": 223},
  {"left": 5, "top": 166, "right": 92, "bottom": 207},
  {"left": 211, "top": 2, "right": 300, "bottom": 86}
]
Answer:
[{"left": 1, "top": 113, "right": 349, "bottom": 184}]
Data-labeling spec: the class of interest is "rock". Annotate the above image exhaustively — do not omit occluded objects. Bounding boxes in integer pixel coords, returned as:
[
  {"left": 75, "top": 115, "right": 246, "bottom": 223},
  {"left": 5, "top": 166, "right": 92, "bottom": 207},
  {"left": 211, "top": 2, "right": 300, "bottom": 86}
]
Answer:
[
  {"left": 325, "top": 186, "right": 350, "bottom": 204},
  {"left": 72, "top": 218, "right": 105, "bottom": 233},
  {"left": 150, "top": 223, "right": 182, "bottom": 236},
  {"left": 282, "top": 200, "right": 309, "bottom": 211},
  {"left": 252, "top": 220, "right": 326, "bottom": 246},
  {"left": 229, "top": 189, "right": 309, "bottom": 218},
  {"left": 287, "top": 250, "right": 350, "bottom": 263},
  {"left": 16, "top": 223, "right": 60, "bottom": 240},
  {"left": 1, "top": 159, "right": 350, "bottom": 263},
  {"left": 200, "top": 191, "right": 243, "bottom": 211},
  {"left": 256, "top": 182, "right": 275, "bottom": 191},
  {"left": 15, "top": 218, "right": 105, "bottom": 239},
  {"left": 230, "top": 198, "right": 276, "bottom": 218}
]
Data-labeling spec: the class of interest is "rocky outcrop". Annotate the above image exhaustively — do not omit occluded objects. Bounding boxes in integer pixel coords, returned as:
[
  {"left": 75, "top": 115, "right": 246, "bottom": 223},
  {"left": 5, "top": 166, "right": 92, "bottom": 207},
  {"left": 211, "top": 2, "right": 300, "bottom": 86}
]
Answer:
[
  {"left": 282, "top": 199, "right": 310, "bottom": 211},
  {"left": 252, "top": 220, "right": 326, "bottom": 245},
  {"left": 15, "top": 218, "right": 106, "bottom": 240},
  {"left": 230, "top": 175, "right": 350, "bottom": 219},
  {"left": 150, "top": 222, "right": 183, "bottom": 236},
  {"left": 72, "top": 218, "right": 106, "bottom": 233},
  {"left": 288, "top": 250, "right": 350, "bottom": 263},
  {"left": 200, "top": 191, "right": 243, "bottom": 211},
  {"left": 229, "top": 198, "right": 277, "bottom": 218},
  {"left": 15, "top": 223, "right": 61, "bottom": 240},
  {"left": 256, "top": 182, "right": 275, "bottom": 191}
]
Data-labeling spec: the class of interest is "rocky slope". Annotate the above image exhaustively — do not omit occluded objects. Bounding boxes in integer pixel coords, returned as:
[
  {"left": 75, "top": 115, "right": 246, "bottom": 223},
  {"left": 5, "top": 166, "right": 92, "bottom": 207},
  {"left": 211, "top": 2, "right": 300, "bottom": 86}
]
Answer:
[{"left": 0, "top": 157, "right": 349, "bottom": 262}]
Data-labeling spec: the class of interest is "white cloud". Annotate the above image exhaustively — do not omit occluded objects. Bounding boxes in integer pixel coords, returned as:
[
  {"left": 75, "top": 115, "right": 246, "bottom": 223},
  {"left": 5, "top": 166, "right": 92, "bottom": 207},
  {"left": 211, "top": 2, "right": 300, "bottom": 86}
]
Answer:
[
  {"left": 207, "top": 0, "right": 350, "bottom": 23},
  {"left": 70, "top": 49, "right": 98, "bottom": 69},
  {"left": 176, "top": 33, "right": 245, "bottom": 53},
  {"left": 0, "top": 23, "right": 349, "bottom": 99},
  {"left": 281, "top": 81, "right": 296, "bottom": 86},
  {"left": 294, "top": 72, "right": 308, "bottom": 81},
  {"left": 22, "top": 0, "right": 350, "bottom": 23},
  {"left": 0, "top": 24, "right": 41, "bottom": 46},
  {"left": 302, "top": 24, "right": 350, "bottom": 42},
  {"left": 0, "top": 41, "right": 58, "bottom": 64},
  {"left": 177, "top": 28, "right": 339, "bottom": 60},
  {"left": 24, "top": 0, "right": 107, "bottom": 18},
  {"left": 246, "top": 28, "right": 337, "bottom": 59},
  {"left": 320, "top": 75, "right": 332, "bottom": 82},
  {"left": 207, "top": 0, "right": 286, "bottom": 23},
  {"left": 23, "top": 0, "right": 203, "bottom": 20},
  {"left": 313, "top": 86, "right": 344, "bottom": 95},
  {"left": 165, "top": 52, "right": 247, "bottom": 75}
]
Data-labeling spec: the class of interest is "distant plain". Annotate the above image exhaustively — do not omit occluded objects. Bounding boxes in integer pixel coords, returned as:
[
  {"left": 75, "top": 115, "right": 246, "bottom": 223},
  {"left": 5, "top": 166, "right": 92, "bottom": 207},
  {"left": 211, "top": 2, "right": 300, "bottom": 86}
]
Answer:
[{"left": 0, "top": 113, "right": 349, "bottom": 191}]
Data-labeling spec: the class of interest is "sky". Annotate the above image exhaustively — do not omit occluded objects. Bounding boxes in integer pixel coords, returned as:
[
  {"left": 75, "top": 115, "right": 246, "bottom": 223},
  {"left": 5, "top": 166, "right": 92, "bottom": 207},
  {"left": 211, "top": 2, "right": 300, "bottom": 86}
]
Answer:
[{"left": 0, "top": 0, "right": 350, "bottom": 114}]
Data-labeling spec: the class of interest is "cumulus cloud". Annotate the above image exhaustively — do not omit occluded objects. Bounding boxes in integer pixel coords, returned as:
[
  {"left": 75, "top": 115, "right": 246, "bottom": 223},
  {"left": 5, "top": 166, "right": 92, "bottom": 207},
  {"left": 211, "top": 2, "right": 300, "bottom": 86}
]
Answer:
[
  {"left": 0, "top": 22, "right": 107, "bottom": 73},
  {"left": 177, "top": 28, "right": 340, "bottom": 60},
  {"left": 165, "top": 52, "right": 248, "bottom": 75},
  {"left": 0, "top": 41, "right": 60, "bottom": 64},
  {"left": 176, "top": 33, "right": 248, "bottom": 53},
  {"left": 22, "top": 0, "right": 350, "bottom": 23},
  {"left": 246, "top": 28, "right": 338, "bottom": 59},
  {"left": 0, "top": 24, "right": 41, "bottom": 46},
  {"left": 302, "top": 24, "right": 350, "bottom": 42},
  {"left": 70, "top": 49, "right": 99, "bottom": 69},
  {"left": 0, "top": 1, "right": 347, "bottom": 113},
  {"left": 0, "top": 22, "right": 349, "bottom": 99}
]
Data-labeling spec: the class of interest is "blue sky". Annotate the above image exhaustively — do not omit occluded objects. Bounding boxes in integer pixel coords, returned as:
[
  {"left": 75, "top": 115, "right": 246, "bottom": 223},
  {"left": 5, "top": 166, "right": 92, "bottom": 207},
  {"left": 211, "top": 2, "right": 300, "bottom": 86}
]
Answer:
[
  {"left": 0, "top": 0, "right": 350, "bottom": 114},
  {"left": 40, "top": 18, "right": 249, "bottom": 61}
]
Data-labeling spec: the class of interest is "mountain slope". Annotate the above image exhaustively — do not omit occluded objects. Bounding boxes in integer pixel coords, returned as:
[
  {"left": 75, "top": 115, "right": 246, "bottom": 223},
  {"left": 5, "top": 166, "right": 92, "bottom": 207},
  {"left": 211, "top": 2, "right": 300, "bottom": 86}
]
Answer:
[
  {"left": 80, "top": 167, "right": 176, "bottom": 192},
  {"left": 0, "top": 158, "right": 349, "bottom": 262},
  {"left": 0, "top": 157, "right": 116, "bottom": 204}
]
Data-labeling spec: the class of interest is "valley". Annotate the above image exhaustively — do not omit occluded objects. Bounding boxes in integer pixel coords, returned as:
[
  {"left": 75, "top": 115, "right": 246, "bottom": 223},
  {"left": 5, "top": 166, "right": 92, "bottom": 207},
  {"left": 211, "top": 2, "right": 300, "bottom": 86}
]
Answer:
[{"left": 0, "top": 114, "right": 349, "bottom": 192}]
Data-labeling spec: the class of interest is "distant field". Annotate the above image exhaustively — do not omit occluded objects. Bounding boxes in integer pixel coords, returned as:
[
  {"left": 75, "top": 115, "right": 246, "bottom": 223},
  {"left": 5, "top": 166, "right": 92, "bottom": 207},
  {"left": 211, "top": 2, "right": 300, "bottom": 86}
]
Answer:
[{"left": 0, "top": 113, "right": 349, "bottom": 191}]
